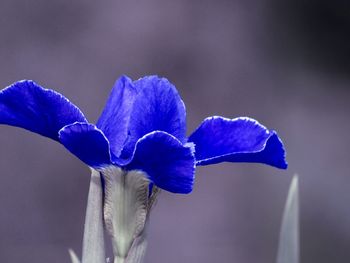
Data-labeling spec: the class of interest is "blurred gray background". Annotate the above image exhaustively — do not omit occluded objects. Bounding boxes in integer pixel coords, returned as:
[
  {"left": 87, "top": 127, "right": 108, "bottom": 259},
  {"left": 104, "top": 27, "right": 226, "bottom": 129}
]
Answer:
[{"left": 0, "top": 0, "right": 349, "bottom": 262}]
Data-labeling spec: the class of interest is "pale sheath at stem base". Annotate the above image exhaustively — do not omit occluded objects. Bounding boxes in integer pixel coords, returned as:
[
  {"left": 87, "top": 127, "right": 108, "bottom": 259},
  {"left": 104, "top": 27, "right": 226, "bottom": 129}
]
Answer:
[
  {"left": 102, "top": 167, "right": 159, "bottom": 263},
  {"left": 73, "top": 167, "right": 159, "bottom": 263}
]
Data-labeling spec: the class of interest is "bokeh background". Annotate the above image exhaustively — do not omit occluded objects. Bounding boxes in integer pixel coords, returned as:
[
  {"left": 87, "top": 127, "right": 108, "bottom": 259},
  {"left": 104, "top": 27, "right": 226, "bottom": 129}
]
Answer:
[{"left": 0, "top": 1, "right": 349, "bottom": 262}]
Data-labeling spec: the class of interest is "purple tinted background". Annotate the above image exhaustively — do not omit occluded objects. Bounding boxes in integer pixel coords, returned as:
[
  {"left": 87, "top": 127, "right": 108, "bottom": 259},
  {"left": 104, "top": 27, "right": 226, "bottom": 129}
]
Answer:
[{"left": 0, "top": 0, "right": 349, "bottom": 262}]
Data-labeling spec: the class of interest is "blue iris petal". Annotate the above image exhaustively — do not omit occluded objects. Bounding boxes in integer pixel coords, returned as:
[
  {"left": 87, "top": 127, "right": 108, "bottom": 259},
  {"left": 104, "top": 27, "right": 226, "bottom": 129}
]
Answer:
[
  {"left": 188, "top": 116, "right": 287, "bottom": 169},
  {"left": 96, "top": 76, "right": 138, "bottom": 157},
  {"left": 120, "top": 76, "right": 187, "bottom": 159},
  {"left": 59, "top": 122, "right": 112, "bottom": 168},
  {"left": 0, "top": 80, "right": 87, "bottom": 141},
  {"left": 0, "top": 76, "right": 288, "bottom": 194},
  {"left": 126, "top": 131, "right": 195, "bottom": 194}
]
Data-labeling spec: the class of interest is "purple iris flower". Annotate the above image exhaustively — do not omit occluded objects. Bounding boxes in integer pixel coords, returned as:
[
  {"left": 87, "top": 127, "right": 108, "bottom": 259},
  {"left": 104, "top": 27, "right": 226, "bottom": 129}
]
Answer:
[
  {"left": 0, "top": 75, "right": 287, "bottom": 194},
  {"left": 0, "top": 75, "right": 287, "bottom": 261}
]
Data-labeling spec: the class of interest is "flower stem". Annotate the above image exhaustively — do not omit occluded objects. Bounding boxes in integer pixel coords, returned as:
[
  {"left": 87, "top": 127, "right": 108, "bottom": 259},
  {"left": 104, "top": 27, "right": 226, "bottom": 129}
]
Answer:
[
  {"left": 114, "top": 256, "right": 125, "bottom": 263},
  {"left": 102, "top": 167, "right": 154, "bottom": 263},
  {"left": 126, "top": 234, "right": 148, "bottom": 263},
  {"left": 82, "top": 169, "right": 106, "bottom": 263}
]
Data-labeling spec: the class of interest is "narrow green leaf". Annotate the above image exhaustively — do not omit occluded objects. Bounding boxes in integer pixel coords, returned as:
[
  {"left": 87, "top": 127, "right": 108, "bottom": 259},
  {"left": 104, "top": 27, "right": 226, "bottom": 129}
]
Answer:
[
  {"left": 68, "top": 249, "right": 81, "bottom": 263},
  {"left": 82, "top": 169, "right": 106, "bottom": 263},
  {"left": 276, "top": 175, "right": 300, "bottom": 263}
]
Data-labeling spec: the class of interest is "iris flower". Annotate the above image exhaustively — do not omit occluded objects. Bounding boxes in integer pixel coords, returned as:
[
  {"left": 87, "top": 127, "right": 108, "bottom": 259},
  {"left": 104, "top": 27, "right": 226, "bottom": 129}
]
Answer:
[{"left": 0, "top": 75, "right": 287, "bottom": 262}]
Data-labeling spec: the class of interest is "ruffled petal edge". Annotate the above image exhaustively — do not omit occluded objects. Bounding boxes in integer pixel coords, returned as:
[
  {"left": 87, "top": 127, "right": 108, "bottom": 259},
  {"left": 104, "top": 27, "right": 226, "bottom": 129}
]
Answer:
[
  {"left": 189, "top": 116, "right": 288, "bottom": 169},
  {"left": 58, "top": 122, "right": 112, "bottom": 168},
  {"left": 123, "top": 131, "right": 195, "bottom": 194}
]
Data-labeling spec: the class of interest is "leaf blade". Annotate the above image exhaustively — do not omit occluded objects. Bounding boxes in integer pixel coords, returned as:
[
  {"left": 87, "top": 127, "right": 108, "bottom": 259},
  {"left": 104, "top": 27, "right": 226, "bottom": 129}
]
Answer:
[
  {"left": 277, "top": 175, "right": 300, "bottom": 263},
  {"left": 81, "top": 169, "right": 106, "bottom": 263},
  {"left": 68, "top": 249, "right": 81, "bottom": 263}
]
